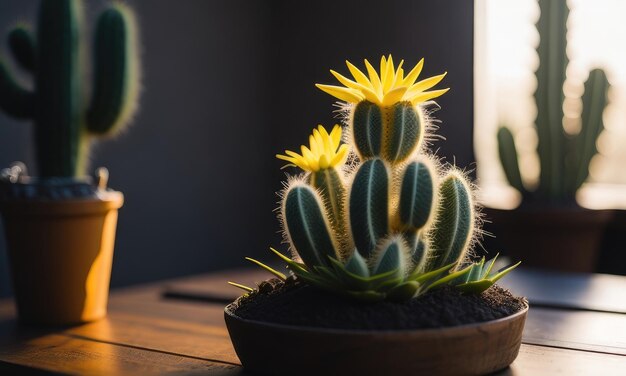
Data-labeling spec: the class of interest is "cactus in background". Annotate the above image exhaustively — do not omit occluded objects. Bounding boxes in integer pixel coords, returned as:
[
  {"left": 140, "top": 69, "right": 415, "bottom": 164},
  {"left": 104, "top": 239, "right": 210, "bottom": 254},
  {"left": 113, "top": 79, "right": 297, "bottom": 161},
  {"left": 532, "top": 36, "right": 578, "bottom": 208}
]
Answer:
[
  {"left": 0, "top": 0, "right": 140, "bottom": 178},
  {"left": 231, "top": 56, "right": 518, "bottom": 302},
  {"left": 498, "top": 0, "right": 610, "bottom": 204}
]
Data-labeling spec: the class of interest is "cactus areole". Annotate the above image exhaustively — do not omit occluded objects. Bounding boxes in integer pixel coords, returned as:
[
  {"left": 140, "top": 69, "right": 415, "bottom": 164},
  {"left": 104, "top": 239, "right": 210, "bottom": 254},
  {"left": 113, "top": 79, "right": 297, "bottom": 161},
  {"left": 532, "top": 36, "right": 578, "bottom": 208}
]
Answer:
[
  {"left": 235, "top": 56, "right": 519, "bottom": 302},
  {"left": 0, "top": 0, "right": 140, "bottom": 180}
]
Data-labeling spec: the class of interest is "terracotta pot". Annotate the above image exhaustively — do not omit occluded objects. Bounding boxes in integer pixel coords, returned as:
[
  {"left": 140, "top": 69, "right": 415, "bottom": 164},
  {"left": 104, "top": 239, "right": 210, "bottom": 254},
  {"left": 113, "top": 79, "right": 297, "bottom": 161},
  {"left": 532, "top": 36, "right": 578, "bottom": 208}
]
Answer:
[
  {"left": 224, "top": 304, "right": 528, "bottom": 376},
  {"left": 1, "top": 191, "right": 123, "bottom": 325},
  {"left": 483, "top": 207, "right": 613, "bottom": 273}
]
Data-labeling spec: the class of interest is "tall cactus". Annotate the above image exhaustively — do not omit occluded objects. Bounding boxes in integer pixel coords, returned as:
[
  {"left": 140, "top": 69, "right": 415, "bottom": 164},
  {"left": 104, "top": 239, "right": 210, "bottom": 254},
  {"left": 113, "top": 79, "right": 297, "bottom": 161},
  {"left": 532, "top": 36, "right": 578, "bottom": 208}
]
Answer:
[
  {"left": 498, "top": 0, "right": 610, "bottom": 204},
  {"left": 256, "top": 56, "right": 510, "bottom": 302},
  {"left": 0, "top": 0, "right": 140, "bottom": 178}
]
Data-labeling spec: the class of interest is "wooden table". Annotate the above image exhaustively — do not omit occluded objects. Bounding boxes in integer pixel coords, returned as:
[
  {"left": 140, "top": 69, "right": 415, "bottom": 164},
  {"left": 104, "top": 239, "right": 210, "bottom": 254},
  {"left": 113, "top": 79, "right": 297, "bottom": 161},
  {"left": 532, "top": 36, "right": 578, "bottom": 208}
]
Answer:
[{"left": 0, "top": 268, "right": 625, "bottom": 375}]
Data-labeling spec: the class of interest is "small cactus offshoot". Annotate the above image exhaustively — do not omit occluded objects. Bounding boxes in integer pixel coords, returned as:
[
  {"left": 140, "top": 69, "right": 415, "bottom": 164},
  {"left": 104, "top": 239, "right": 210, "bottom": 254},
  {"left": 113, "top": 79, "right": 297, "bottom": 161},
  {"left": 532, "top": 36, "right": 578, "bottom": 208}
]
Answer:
[
  {"left": 233, "top": 56, "right": 519, "bottom": 301},
  {"left": 0, "top": 0, "right": 140, "bottom": 178}
]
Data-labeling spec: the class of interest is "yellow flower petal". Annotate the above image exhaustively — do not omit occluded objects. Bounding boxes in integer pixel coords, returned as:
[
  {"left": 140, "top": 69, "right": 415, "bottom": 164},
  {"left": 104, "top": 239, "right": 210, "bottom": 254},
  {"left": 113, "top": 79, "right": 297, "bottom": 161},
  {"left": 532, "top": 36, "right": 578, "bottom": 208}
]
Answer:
[
  {"left": 382, "top": 55, "right": 395, "bottom": 93},
  {"left": 409, "top": 88, "right": 450, "bottom": 105},
  {"left": 383, "top": 86, "right": 409, "bottom": 106},
  {"left": 408, "top": 72, "right": 448, "bottom": 95},
  {"left": 346, "top": 60, "right": 373, "bottom": 88},
  {"left": 392, "top": 60, "right": 404, "bottom": 87},
  {"left": 315, "top": 84, "right": 364, "bottom": 103},
  {"left": 330, "top": 70, "right": 362, "bottom": 91},
  {"left": 316, "top": 56, "right": 448, "bottom": 107},
  {"left": 330, "top": 125, "right": 342, "bottom": 147},
  {"left": 308, "top": 134, "right": 318, "bottom": 155},
  {"left": 331, "top": 144, "right": 349, "bottom": 166},
  {"left": 402, "top": 58, "right": 424, "bottom": 87},
  {"left": 318, "top": 154, "right": 330, "bottom": 169},
  {"left": 364, "top": 59, "right": 383, "bottom": 97}
]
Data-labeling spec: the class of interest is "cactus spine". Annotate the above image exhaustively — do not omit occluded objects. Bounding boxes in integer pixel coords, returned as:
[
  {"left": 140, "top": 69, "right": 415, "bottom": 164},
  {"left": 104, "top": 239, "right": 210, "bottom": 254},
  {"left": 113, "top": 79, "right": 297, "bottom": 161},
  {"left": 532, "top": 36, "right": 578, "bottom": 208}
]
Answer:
[
  {"left": 0, "top": 0, "right": 140, "bottom": 177},
  {"left": 498, "top": 0, "right": 610, "bottom": 203}
]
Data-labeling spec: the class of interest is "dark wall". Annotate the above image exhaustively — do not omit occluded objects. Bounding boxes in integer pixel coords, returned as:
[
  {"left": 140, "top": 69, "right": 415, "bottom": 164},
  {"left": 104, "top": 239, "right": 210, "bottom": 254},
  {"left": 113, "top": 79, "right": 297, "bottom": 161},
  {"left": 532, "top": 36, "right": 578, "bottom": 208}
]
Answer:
[{"left": 0, "top": 0, "right": 474, "bottom": 297}]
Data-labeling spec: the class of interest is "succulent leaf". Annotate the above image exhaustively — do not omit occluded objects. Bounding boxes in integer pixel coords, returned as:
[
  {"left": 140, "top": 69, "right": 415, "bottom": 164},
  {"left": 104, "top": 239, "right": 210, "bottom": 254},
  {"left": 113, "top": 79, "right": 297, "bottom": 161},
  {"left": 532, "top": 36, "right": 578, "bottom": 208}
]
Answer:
[{"left": 344, "top": 251, "right": 370, "bottom": 277}]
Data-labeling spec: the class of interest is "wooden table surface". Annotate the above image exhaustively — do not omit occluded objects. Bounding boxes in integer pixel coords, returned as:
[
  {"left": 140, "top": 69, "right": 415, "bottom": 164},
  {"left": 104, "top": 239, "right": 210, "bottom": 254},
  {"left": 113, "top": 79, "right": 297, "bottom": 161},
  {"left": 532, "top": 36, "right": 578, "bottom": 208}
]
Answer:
[{"left": 0, "top": 268, "right": 625, "bottom": 375}]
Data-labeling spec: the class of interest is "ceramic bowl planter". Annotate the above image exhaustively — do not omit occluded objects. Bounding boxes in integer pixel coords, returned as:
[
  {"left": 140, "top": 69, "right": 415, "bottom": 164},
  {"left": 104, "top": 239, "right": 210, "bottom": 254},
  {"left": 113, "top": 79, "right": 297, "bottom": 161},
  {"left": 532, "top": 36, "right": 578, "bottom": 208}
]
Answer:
[
  {"left": 1, "top": 175, "right": 123, "bottom": 325},
  {"left": 225, "top": 303, "right": 528, "bottom": 376},
  {"left": 483, "top": 207, "right": 613, "bottom": 272}
]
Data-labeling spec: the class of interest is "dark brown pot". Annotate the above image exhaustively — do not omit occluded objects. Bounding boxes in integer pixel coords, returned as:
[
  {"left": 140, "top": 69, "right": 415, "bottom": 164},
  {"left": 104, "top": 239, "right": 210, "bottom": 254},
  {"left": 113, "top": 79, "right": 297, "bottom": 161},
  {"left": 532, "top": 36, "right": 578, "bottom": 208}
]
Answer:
[
  {"left": 224, "top": 304, "right": 528, "bottom": 376},
  {"left": 483, "top": 207, "right": 613, "bottom": 273}
]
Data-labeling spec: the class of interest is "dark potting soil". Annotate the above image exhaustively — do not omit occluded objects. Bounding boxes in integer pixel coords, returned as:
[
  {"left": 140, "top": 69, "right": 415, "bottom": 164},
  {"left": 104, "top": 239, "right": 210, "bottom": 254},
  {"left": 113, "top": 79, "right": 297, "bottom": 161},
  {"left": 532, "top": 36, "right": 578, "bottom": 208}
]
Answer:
[{"left": 230, "top": 278, "right": 527, "bottom": 330}]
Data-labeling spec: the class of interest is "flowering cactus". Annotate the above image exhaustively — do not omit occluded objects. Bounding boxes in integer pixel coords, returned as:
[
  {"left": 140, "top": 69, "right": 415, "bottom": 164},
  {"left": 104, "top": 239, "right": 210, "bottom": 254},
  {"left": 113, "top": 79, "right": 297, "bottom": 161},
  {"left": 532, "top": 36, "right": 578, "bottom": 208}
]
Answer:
[{"left": 234, "top": 56, "right": 518, "bottom": 301}]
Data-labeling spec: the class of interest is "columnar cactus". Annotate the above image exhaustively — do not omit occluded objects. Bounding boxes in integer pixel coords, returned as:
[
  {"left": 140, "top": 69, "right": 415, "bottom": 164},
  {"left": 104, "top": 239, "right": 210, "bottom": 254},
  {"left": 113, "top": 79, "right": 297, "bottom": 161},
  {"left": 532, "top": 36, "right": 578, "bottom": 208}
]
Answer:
[
  {"left": 0, "top": 0, "right": 140, "bottom": 177},
  {"left": 498, "top": 0, "right": 610, "bottom": 203},
  {"left": 234, "top": 56, "right": 519, "bottom": 301}
]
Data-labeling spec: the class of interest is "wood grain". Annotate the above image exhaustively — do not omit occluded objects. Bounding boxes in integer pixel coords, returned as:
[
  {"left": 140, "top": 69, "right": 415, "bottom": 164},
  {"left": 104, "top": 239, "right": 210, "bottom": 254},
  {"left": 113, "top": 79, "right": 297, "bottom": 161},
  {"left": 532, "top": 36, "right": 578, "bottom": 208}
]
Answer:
[
  {"left": 523, "top": 307, "right": 626, "bottom": 355},
  {"left": 0, "top": 269, "right": 625, "bottom": 375},
  {"left": 0, "top": 332, "right": 238, "bottom": 375},
  {"left": 504, "top": 344, "right": 626, "bottom": 376}
]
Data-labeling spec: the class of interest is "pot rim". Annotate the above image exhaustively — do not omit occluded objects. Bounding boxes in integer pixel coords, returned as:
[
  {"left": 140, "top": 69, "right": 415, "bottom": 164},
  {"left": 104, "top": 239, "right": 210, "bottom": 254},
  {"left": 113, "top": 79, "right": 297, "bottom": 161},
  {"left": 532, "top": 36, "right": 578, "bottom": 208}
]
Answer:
[{"left": 224, "top": 299, "right": 529, "bottom": 336}]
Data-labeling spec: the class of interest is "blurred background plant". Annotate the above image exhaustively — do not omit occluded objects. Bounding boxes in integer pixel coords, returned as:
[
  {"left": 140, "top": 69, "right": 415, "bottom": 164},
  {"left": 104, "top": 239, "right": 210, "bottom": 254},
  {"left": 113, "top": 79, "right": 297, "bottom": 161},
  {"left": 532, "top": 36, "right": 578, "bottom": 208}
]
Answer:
[{"left": 475, "top": 0, "right": 626, "bottom": 273}]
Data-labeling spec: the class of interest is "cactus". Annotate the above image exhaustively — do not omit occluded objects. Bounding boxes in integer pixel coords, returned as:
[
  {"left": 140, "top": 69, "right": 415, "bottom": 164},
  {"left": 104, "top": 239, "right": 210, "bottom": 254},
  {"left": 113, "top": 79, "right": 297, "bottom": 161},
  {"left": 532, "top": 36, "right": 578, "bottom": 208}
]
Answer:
[
  {"left": 0, "top": 0, "right": 140, "bottom": 178},
  {"left": 235, "top": 56, "right": 518, "bottom": 302},
  {"left": 498, "top": 0, "right": 610, "bottom": 204}
]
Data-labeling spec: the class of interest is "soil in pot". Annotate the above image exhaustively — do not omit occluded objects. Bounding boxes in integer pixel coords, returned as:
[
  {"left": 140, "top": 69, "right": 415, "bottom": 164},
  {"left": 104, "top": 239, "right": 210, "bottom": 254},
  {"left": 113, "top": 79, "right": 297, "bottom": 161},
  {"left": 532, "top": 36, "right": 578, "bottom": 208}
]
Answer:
[{"left": 230, "top": 278, "right": 527, "bottom": 330}]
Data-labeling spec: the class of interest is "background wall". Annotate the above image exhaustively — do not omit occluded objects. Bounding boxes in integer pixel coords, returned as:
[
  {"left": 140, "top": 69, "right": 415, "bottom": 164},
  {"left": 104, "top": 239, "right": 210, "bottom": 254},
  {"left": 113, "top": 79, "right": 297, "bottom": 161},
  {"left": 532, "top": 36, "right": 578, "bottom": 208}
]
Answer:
[{"left": 0, "top": 0, "right": 474, "bottom": 297}]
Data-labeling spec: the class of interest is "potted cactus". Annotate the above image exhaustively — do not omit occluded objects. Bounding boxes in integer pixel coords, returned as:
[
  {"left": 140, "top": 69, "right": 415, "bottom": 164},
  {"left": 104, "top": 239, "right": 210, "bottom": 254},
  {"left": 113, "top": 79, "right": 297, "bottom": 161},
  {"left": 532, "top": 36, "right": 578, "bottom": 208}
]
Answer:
[
  {"left": 0, "top": 0, "right": 140, "bottom": 325},
  {"left": 490, "top": 0, "right": 613, "bottom": 272},
  {"left": 224, "top": 56, "right": 527, "bottom": 375}
]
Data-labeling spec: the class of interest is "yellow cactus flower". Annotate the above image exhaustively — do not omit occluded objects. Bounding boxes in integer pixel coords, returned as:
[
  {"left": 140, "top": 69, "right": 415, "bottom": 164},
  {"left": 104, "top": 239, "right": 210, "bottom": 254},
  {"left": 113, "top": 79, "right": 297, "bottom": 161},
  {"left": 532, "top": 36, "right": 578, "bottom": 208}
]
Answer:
[
  {"left": 316, "top": 55, "right": 449, "bottom": 107},
  {"left": 276, "top": 125, "right": 349, "bottom": 172}
]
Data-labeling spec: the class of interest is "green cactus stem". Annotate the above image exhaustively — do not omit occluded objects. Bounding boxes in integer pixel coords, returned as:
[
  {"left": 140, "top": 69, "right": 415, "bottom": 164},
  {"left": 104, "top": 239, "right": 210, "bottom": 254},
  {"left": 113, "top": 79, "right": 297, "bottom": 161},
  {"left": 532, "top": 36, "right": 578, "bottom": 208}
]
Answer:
[
  {"left": 398, "top": 160, "right": 435, "bottom": 230},
  {"left": 428, "top": 172, "right": 474, "bottom": 270},
  {"left": 570, "top": 69, "right": 609, "bottom": 192},
  {"left": 371, "top": 236, "right": 409, "bottom": 279},
  {"left": 410, "top": 236, "right": 429, "bottom": 273},
  {"left": 283, "top": 184, "right": 338, "bottom": 267},
  {"left": 309, "top": 167, "right": 346, "bottom": 239},
  {"left": 352, "top": 101, "right": 383, "bottom": 159},
  {"left": 0, "top": 0, "right": 140, "bottom": 177},
  {"left": 498, "top": 0, "right": 611, "bottom": 204},
  {"left": 384, "top": 101, "right": 422, "bottom": 163},
  {"left": 534, "top": 0, "right": 568, "bottom": 199},
  {"left": 349, "top": 158, "right": 389, "bottom": 258},
  {"left": 497, "top": 127, "right": 525, "bottom": 194}
]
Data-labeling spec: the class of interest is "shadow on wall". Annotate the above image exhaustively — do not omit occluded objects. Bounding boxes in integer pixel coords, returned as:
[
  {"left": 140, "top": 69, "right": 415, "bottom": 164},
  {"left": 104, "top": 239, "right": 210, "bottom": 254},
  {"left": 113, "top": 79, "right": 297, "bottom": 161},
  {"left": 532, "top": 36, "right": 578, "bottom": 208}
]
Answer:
[{"left": 0, "top": 0, "right": 474, "bottom": 297}]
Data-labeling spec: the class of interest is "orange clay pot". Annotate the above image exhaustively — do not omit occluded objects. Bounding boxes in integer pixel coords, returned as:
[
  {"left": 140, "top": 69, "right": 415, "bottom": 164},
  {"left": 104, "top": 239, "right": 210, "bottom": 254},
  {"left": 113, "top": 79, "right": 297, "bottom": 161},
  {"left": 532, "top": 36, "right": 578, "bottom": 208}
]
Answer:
[{"left": 1, "top": 191, "right": 123, "bottom": 325}]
